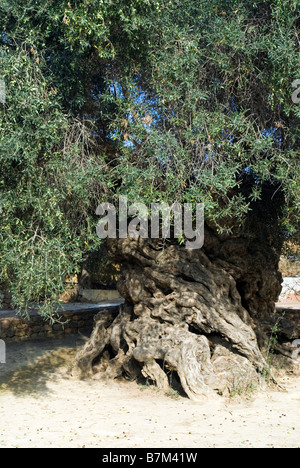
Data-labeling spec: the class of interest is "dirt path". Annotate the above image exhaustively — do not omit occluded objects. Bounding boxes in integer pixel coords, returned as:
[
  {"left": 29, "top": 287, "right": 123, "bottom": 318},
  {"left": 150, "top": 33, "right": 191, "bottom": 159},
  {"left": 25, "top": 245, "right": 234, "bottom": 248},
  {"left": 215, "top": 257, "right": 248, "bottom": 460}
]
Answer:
[{"left": 0, "top": 336, "right": 299, "bottom": 448}]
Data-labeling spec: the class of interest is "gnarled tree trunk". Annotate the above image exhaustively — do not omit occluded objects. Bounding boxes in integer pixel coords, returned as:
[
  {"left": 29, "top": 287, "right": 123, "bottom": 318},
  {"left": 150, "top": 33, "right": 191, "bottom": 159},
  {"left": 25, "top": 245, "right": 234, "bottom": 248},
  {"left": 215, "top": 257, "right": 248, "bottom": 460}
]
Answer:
[{"left": 73, "top": 217, "right": 298, "bottom": 398}]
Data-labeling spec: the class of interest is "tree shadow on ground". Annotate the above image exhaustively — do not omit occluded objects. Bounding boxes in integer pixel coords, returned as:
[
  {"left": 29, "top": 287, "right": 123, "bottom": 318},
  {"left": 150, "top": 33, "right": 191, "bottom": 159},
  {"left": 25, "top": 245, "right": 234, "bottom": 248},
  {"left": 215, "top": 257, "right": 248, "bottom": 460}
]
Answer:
[{"left": 0, "top": 335, "right": 87, "bottom": 396}]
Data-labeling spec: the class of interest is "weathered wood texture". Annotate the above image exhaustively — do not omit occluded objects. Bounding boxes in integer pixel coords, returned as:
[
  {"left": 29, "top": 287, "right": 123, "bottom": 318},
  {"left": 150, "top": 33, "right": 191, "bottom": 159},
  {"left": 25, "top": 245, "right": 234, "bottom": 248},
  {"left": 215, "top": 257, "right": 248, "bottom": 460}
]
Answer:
[{"left": 73, "top": 219, "right": 299, "bottom": 399}]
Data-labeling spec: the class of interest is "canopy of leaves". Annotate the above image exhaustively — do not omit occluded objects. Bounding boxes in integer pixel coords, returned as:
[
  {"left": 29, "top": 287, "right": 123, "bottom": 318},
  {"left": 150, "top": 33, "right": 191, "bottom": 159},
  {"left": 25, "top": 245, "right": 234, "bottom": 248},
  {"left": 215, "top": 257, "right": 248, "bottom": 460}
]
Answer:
[{"left": 0, "top": 0, "right": 299, "bottom": 318}]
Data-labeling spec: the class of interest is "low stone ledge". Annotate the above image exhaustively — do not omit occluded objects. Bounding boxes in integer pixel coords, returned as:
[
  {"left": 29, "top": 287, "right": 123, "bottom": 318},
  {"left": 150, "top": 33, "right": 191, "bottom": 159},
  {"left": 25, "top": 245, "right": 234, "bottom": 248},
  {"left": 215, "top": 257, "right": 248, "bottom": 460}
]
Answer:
[{"left": 0, "top": 299, "right": 125, "bottom": 343}]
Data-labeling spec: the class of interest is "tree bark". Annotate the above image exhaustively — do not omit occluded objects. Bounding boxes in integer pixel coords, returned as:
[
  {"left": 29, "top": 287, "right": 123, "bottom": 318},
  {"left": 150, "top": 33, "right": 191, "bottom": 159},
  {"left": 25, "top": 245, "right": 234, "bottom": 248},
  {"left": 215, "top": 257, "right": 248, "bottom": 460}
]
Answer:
[{"left": 73, "top": 217, "right": 297, "bottom": 399}]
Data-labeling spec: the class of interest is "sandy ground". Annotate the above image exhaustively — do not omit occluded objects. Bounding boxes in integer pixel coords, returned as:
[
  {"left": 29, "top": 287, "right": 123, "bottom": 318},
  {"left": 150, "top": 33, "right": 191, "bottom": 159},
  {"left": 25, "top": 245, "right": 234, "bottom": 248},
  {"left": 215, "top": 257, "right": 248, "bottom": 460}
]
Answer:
[{"left": 0, "top": 335, "right": 299, "bottom": 449}]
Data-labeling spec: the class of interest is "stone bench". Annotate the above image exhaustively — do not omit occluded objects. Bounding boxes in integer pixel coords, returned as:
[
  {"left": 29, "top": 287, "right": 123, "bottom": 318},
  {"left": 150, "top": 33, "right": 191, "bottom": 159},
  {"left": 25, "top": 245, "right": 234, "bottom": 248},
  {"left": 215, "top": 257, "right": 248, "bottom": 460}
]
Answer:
[{"left": 0, "top": 299, "right": 125, "bottom": 343}]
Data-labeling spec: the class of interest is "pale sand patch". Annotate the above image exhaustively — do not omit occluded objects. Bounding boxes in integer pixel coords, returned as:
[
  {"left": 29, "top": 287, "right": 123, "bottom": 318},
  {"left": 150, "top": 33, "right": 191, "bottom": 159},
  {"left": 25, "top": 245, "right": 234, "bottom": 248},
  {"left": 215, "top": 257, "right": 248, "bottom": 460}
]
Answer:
[{"left": 0, "top": 336, "right": 299, "bottom": 448}]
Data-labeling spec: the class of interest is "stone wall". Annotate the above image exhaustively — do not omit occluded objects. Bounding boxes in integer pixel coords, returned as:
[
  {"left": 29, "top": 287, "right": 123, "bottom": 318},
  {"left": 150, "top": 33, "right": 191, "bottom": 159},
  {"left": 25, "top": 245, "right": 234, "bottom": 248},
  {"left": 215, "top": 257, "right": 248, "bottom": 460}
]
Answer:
[{"left": 0, "top": 302, "right": 123, "bottom": 342}]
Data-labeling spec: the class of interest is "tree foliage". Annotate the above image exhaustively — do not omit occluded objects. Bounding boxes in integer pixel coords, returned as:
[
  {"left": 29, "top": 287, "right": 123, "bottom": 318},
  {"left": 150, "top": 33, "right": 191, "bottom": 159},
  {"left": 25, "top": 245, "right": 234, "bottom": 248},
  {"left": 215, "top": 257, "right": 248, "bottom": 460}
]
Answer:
[{"left": 0, "top": 0, "right": 299, "bottom": 318}]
